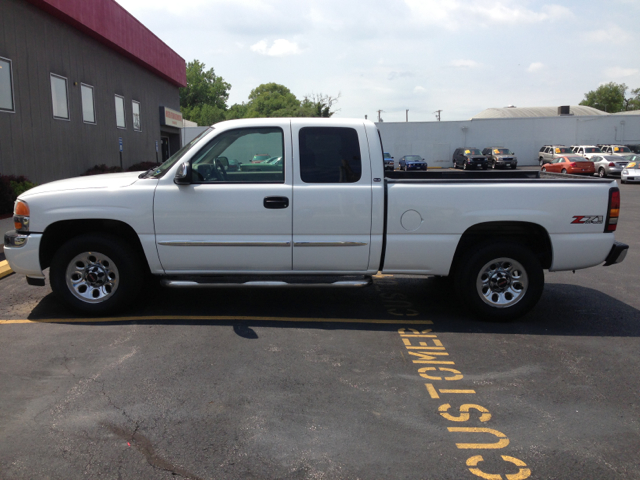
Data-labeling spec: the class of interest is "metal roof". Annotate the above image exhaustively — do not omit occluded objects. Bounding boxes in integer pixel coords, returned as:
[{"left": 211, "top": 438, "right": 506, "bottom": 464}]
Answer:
[
  {"left": 27, "top": 0, "right": 186, "bottom": 87},
  {"left": 612, "top": 110, "right": 640, "bottom": 116},
  {"left": 472, "top": 105, "right": 609, "bottom": 119}
]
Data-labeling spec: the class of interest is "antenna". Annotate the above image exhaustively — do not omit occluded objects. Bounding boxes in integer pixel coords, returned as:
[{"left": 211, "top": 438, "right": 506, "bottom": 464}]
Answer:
[
  {"left": 377, "top": 110, "right": 384, "bottom": 122},
  {"left": 433, "top": 110, "right": 442, "bottom": 121}
]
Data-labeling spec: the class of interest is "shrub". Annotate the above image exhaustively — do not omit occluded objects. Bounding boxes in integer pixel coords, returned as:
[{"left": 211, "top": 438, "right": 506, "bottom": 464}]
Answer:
[
  {"left": 127, "top": 161, "right": 159, "bottom": 172},
  {"left": 0, "top": 174, "right": 36, "bottom": 215},
  {"left": 82, "top": 164, "right": 123, "bottom": 176}
]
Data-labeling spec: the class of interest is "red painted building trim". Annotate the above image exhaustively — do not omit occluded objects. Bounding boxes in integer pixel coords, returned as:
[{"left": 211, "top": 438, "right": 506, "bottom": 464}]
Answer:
[{"left": 26, "top": 0, "right": 187, "bottom": 87}]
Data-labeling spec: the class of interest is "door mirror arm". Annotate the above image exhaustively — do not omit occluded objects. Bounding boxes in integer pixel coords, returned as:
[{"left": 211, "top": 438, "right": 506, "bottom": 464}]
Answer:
[{"left": 174, "top": 162, "right": 192, "bottom": 185}]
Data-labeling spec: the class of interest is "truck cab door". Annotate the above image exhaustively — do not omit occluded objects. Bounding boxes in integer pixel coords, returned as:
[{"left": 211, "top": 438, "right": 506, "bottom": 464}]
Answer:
[
  {"left": 290, "top": 121, "right": 372, "bottom": 272},
  {"left": 153, "top": 121, "right": 293, "bottom": 274}
]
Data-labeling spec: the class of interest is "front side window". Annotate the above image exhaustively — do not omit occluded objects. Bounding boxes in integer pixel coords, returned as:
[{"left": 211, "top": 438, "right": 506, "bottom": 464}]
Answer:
[
  {"left": 299, "top": 127, "right": 362, "bottom": 183},
  {"left": 132, "top": 100, "right": 141, "bottom": 131},
  {"left": 115, "top": 94, "right": 126, "bottom": 128},
  {"left": 191, "top": 127, "right": 284, "bottom": 183},
  {"left": 81, "top": 84, "right": 95, "bottom": 124},
  {"left": 0, "top": 57, "right": 14, "bottom": 112},
  {"left": 50, "top": 73, "right": 69, "bottom": 120}
]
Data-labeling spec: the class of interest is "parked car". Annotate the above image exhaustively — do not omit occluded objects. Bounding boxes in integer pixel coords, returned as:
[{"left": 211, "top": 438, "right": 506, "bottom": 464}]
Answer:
[
  {"left": 539, "top": 145, "right": 573, "bottom": 165},
  {"left": 621, "top": 155, "right": 640, "bottom": 184},
  {"left": 383, "top": 152, "right": 394, "bottom": 171},
  {"left": 590, "top": 155, "right": 628, "bottom": 178},
  {"left": 251, "top": 153, "right": 271, "bottom": 163},
  {"left": 625, "top": 145, "right": 640, "bottom": 154},
  {"left": 452, "top": 148, "right": 488, "bottom": 169},
  {"left": 597, "top": 145, "right": 632, "bottom": 156},
  {"left": 482, "top": 147, "right": 518, "bottom": 169},
  {"left": 571, "top": 145, "right": 603, "bottom": 160},
  {"left": 398, "top": 155, "right": 427, "bottom": 171},
  {"left": 540, "top": 156, "right": 595, "bottom": 175}
]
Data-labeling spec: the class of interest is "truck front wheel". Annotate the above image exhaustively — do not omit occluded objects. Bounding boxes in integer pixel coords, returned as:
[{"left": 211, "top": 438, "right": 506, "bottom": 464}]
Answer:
[
  {"left": 50, "top": 233, "right": 143, "bottom": 315},
  {"left": 454, "top": 242, "right": 544, "bottom": 321}
]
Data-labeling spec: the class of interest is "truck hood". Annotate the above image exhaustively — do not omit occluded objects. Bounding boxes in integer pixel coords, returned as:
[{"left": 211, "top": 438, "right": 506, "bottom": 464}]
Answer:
[{"left": 19, "top": 172, "right": 142, "bottom": 198}]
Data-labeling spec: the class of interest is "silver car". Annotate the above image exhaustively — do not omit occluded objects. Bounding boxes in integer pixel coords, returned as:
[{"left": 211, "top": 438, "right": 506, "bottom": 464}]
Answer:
[
  {"left": 591, "top": 155, "right": 628, "bottom": 178},
  {"left": 621, "top": 155, "right": 640, "bottom": 184}
]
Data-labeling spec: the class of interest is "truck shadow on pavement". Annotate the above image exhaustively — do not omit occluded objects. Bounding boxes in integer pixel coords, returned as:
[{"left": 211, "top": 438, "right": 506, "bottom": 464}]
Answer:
[{"left": 21, "top": 276, "right": 640, "bottom": 338}]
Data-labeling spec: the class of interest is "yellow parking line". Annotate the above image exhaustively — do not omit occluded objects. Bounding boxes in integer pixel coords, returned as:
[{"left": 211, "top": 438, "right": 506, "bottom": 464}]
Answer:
[
  {"left": 0, "top": 260, "right": 13, "bottom": 280},
  {"left": 0, "top": 315, "right": 434, "bottom": 325}
]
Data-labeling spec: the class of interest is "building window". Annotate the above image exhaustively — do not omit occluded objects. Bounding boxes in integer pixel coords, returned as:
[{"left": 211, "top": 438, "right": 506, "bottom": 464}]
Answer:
[
  {"left": 132, "top": 100, "right": 141, "bottom": 131},
  {"left": 115, "top": 94, "right": 126, "bottom": 128},
  {"left": 81, "top": 84, "right": 96, "bottom": 124},
  {"left": 50, "top": 73, "right": 69, "bottom": 120},
  {"left": 0, "top": 57, "right": 15, "bottom": 112}
]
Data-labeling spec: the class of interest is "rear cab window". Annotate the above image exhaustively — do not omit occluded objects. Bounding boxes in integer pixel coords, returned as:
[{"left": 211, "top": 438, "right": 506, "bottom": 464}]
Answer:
[{"left": 299, "top": 127, "right": 362, "bottom": 183}]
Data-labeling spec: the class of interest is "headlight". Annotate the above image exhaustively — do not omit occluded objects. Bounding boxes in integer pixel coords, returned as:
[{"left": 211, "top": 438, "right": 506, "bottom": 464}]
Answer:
[
  {"left": 14, "top": 200, "right": 30, "bottom": 233},
  {"left": 622, "top": 170, "right": 628, "bottom": 175}
]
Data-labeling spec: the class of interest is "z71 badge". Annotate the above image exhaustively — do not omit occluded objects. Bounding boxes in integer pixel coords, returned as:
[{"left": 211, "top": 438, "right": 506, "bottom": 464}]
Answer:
[{"left": 571, "top": 215, "right": 603, "bottom": 224}]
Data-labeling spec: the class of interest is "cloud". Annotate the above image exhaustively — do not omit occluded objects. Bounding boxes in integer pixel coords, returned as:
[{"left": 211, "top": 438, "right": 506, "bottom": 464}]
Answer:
[
  {"left": 527, "top": 62, "right": 544, "bottom": 72},
  {"left": 250, "top": 39, "right": 301, "bottom": 56},
  {"left": 450, "top": 59, "right": 480, "bottom": 68},
  {"left": 404, "top": 0, "right": 573, "bottom": 29},
  {"left": 413, "top": 86, "right": 427, "bottom": 94},
  {"left": 585, "top": 25, "right": 634, "bottom": 45},
  {"left": 603, "top": 67, "right": 640, "bottom": 78},
  {"left": 389, "top": 71, "right": 415, "bottom": 80}
]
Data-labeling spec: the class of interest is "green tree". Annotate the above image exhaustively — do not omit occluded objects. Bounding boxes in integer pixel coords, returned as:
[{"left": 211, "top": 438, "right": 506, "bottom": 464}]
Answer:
[
  {"left": 180, "top": 60, "right": 231, "bottom": 124},
  {"left": 579, "top": 82, "right": 628, "bottom": 113},
  {"left": 227, "top": 84, "right": 340, "bottom": 119},
  {"left": 245, "top": 83, "right": 302, "bottom": 117},
  {"left": 626, "top": 87, "right": 640, "bottom": 111}
]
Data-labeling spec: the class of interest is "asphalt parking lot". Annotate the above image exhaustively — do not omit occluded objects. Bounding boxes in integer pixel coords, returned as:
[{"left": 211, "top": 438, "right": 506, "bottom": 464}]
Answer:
[{"left": 1, "top": 175, "right": 639, "bottom": 479}]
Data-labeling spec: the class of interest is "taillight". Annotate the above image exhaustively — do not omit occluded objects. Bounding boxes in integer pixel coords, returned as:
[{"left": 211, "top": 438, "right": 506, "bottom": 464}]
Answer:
[
  {"left": 570, "top": 163, "right": 576, "bottom": 167},
  {"left": 609, "top": 162, "right": 615, "bottom": 167},
  {"left": 605, "top": 188, "right": 620, "bottom": 232}
]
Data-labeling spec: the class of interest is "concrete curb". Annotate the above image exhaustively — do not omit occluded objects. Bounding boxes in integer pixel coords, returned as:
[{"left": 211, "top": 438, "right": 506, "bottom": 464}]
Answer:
[{"left": 0, "top": 260, "right": 14, "bottom": 280}]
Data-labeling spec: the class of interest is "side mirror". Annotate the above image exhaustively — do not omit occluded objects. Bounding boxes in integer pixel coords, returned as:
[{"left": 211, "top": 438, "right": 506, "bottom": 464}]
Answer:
[{"left": 174, "top": 162, "right": 191, "bottom": 185}]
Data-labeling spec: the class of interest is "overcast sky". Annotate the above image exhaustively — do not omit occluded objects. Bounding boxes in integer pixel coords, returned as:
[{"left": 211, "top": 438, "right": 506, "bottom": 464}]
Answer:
[{"left": 116, "top": 0, "right": 639, "bottom": 122}]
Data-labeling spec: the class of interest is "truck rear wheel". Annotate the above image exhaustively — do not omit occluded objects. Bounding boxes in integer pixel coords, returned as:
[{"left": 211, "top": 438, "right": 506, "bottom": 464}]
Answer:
[
  {"left": 50, "top": 233, "right": 143, "bottom": 315},
  {"left": 454, "top": 241, "right": 544, "bottom": 322}
]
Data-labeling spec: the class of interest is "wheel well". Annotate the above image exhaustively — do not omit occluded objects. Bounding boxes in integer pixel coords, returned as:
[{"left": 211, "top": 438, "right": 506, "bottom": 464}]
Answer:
[
  {"left": 450, "top": 221, "right": 552, "bottom": 275},
  {"left": 39, "top": 219, "right": 148, "bottom": 272}
]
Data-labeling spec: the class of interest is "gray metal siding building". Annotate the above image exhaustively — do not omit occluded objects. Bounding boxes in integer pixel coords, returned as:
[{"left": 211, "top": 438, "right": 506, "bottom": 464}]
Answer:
[{"left": 0, "top": 0, "right": 187, "bottom": 184}]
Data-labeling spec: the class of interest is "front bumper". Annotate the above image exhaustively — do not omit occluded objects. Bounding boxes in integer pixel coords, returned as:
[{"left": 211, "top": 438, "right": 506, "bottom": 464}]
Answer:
[
  {"left": 4, "top": 231, "right": 44, "bottom": 278},
  {"left": 406, "top": 163, "right": 427, "bottom": 170},
  {"left": 603, "top": 241, "right": 629, "bottom": 266}
]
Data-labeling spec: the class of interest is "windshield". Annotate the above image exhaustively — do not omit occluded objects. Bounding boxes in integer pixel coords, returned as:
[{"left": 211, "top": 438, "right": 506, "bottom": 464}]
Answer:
[
  {"left": 384, "top": 152, "right": 392, "bottom": 159},
  {"left": 555, "top": 147, "right": 572, "bottom": 153},
  {"left": 405, "top": 155, "right": 423, "bottom": 161},
  {"left": 614, "top": 146, "right": 631, "bottom": 153},
  {"left": 585, "top": 147, "right": 601, "bottom": 153},
  {"left": 465, "top": 149, "right": 482, "bottom": 155},
  {"left": 493, "top": 149, "right": 511, "bottom": 155},
  {"left": 148, "top": 127, "right": 214, "bottom": 178}
]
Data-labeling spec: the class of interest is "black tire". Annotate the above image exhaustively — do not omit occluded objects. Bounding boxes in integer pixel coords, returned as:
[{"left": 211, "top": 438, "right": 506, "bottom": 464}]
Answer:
[
  {"left": 539, "top": 158, "right": 544, "bottom": 166},
  {"left": 50, "top": 233, "right": 143, "bottom": 315},
  {"left": 561, "top": 168, "right": 567, "bottom": 174},
  {"left": 463, "top": 162, "right": 468, "bottom": 170},
  {"left": 454, "top": 241, "right": 544, "bottom": 322},
  {"left": 541, "top": 167, "right": 547, "bottom": 172},
  {"left": 598, "top": 168, "right": 606, "bottom": 178},
  {"left": 453, "top": 160, "right": 457, "bottom": 169}
]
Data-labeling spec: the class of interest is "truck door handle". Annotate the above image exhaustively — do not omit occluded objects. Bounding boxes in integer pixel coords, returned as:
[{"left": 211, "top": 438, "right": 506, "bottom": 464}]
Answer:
[{"left": 264, "top": 196, "right": 289, "bottom": 209}]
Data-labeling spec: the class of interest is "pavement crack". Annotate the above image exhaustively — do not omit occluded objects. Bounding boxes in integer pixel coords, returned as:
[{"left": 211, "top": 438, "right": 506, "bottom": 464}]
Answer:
[{"left": 102, "top": 422, "right": 204, "bottom": 480}]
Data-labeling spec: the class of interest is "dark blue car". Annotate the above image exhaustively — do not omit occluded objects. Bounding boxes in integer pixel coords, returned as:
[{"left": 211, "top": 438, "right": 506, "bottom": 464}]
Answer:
[{"left": 398, "top": 155, "right": 427, "bottom": 171}]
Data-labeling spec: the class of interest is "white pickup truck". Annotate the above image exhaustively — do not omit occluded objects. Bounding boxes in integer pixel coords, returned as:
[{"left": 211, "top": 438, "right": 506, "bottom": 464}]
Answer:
[{"left": 4, "top": 118, "right": 629, "bottom": 321}]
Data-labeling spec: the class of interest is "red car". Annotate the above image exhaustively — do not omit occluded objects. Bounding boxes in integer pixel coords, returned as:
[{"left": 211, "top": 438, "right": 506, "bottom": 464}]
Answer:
[{"left": 541, "top": 156, "right": 595, "bottom": 175}]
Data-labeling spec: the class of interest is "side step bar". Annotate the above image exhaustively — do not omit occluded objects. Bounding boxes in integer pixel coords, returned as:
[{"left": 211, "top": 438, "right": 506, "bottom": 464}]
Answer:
[{"left": 160, "top": 276, "right": 372, "bottom": 289}]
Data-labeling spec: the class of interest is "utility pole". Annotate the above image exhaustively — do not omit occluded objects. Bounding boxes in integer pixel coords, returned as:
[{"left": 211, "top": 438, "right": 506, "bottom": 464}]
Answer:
[
  {"left": 377, "top": 110, "right": 384, "bottom": 122},
  {"left": 406, "top": 109, "right": 409, "bottom": 122},
  {"left": 434, "top": 110, "right": 442, "bottom": 121}
]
